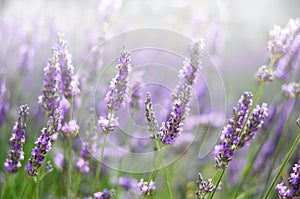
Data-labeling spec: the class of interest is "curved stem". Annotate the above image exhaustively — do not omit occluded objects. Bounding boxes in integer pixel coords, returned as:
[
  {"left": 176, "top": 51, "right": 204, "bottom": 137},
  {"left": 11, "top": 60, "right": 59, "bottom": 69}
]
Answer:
[
  {"left": 262, "top": 134, "right": 300, "bottom": 199},
  {"left": 208, "top": 169, "right": 225, "bottom": 199}
]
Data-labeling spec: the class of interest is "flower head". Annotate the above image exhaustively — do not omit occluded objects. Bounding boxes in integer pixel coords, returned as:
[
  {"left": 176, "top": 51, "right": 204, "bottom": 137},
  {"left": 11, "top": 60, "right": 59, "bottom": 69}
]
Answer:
[
  {"left": 196, "top": 173, "right": 215, "bottom": 198},
  {"left": 138, "top": 178, "right": 155, "bottom": 196},
  {"left": 145, "top": 92, "right": 159, "bottom": 134},
  {"left": 282, "top": 82, "right": 300, "bottom": 98},
  {"left": 94, "top": 189, "right": 115, "bottom": 199},
  {"left": 256, "top": 65, "right": 274, "bottom": 83},
  {"left": 4, "top": 105, "right": 29, "bottom": 173},
  {"left": 61, "top": 119, "right": 79, "bottom": 137}
]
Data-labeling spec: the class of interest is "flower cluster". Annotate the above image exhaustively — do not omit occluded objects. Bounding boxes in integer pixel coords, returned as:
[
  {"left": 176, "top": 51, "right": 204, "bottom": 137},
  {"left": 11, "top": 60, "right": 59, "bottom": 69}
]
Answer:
[
  {"left": 98, "top": 115, "right": 119, "bottom": 133},
  {"left": 195, "top": 173, "right": 215, "bottom": 198},
  {"left": 138, "top": 178, "right": 156, "bottom": 196},
  {"left": 94, "top": 189, "right": 115, "bottom": 199},
  {"left": 237, "top": 103, "right": 268, "bottom": 148},
  {"left": 61, "top": 119, "right": 79, "bottom": 138},
  {"left": 159, "top": 38, "right": 204, "bottom": 145},
  {"left": 57, "top": 33, "right": 79, "bottom": 99},
  {"left": 282, "top": 82, "right": 300, "bottom": 98},
  {"left": 25, "top": 110, "right": 61, "bottom": 176},
  {"left": 4, "top": 105, "right": 29, "bottom": 173},
  {"left": 76, "top": 144, "right": 91, "bottom": 173},
  {"left": 214, "top": 92, "right": 253, "bottom": 169},
  {"left": 276, "top": 163, "right": 300, "bottom": 198},
  {"left": 0, "top": 72, "right": 9, "bottom": 125},
  {"left": 38, "top": 48, "right": 61, "bottom": 114},
  {"left": 256, "top": 65, "right": 274, "bottom": 83},
  {"left": 119, "top": 176, "right": 138, "bottom": 191}
]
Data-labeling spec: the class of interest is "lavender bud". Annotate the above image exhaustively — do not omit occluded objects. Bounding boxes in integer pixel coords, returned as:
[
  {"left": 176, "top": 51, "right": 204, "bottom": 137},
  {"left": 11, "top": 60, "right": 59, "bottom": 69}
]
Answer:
[
  {"left": 214, "top": 92, "right": 252, "bottom": 169},
  {"left": 98, "top": 115, "right": 119, "bottom": 133},
  {"left": 238, "top": 103, "right": 268, "bottom": 148},
  {"left": 256, "top": 65, "right": 274, "bottom": 83},
  {"left": 45, "top": 161, "right": 53, "bottom": 173},
  {"left": 105, "top": 45, "right": 131, "bottom": 112},
  {"left": 145, "top": 92, "right": 159, "bottom": 133},
  {"left": 25, "top": 110, "right": 61, "bottom": 176},
  {"left": 4, "top": 105, "right": 29, "bottom": 173},
  {"left": 119, "top": 177, "right": 138, "bottom": 191},
  {"left": 196, "top": 173, "right": 215, "bottom": 198},
  {"left": 38, "top": 48, "right": 61, "bottom": 114},
  {"left": 57, "top": 33, "right": 80, "bottom": 99},
  {"left": 138, "top": 178, "right": 155, "bottom": 196}
]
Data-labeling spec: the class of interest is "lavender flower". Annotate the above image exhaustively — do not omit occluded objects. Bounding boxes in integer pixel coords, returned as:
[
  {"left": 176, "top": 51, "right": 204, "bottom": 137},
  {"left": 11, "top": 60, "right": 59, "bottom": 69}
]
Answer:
[
  {"left": 237, "top": 103, "right": 268, "bottom": 148},
  {"left": 57, "top": 33, "right": 80, "bottom": 99},
  {"left": 61, "top": 119, "right": 79, "bottom": 137},
  {"left": 4, "top": 105, "right": 29, "bottom": 173},
  {"left": 138, "top": 178, "right": 155, "bottom": 196},
  {"left": 0, "top": 72, "right": 9, "bottom": 126},
  {"left": 94, "top": 189, "right": 115, "bottom": 199},
  {"left": 25, "top": 110, "right": 61, "bottom": 176},
  {"left": 256, "top": 65, "right": 274, "bottom": 83},
  {"left": 105, "top": 45, "right": 131, "bottom": 112},
  {"left": 119, "top": 177, "right": 138, "bottom": 191},
  {"left": 38, "top": 48, "right": 61, "bottom": 114},
  {"left": 214, "top": 92, "right": 253, "bottom": 169},
  {"left": 76, "top": 144, "right": 91, "bottom": 173},
  {"left": 159, "top": 38, "right": 204, "bottom": 145},
  {"left": 45, "top": 161, "right": 53, "bottom": 173},
  {"left": 98, "top": 115, "right": 119, "bottom": 133},
  {"left": 145, "top": 92, "right": 159, "bottom": 134},
  {"left": 276, "top": 163, "right": 300, "bottom": 198},
  {"left": 282, "top": 82, "right": 300, "bottom": 98},
  {"left": 195, "top": 173, "right": 215, "bottom": 198}
]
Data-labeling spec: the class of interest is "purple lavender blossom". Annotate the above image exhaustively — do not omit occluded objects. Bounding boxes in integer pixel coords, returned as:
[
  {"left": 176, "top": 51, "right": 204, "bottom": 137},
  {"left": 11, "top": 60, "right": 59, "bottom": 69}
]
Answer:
[
  {"left": 94, "top": 189, "right": 115, "bottom": 199},
  {"left": 98, "top": 115, "right": 119, "bottom": 133},
  {"left": 45, "top": 161, "right": 53, "bottom": 173},
  {"left": 138, "top": 178, "right": 155, "bottom": 196},
  {"left": 25, "top": 110, "right": 61, "bottom": 176},
  {"left": 159, "top": 38, "right": 204, "bottom": 145},
  {"left": 76, "top": 144, "right": 91, "bottom": 173},
  {"left": 61, "top": 119, "right": 79, "bottom": 137},
  {"left": 145, "top": 92, "right": 159, "bottom": 134},
  {"left": 256, "top": 65, "right": 274, "bottom": 83},
  {"left": 119, "top": 177, "right": 138, "bottom": 191},
  {"left": 0, "top": 72, "right": 9, "bottom": 126},
  {"left": 4, "top": 105, "right": 29, "bottom": 173},
  {"left": 282, "top": 82, "right": 300, "bottom": 98},
  {"left": 38, "top": 48, "right": 61, "bottom": 114},
  {"left": 196, "top": 173, "right": 215, "bottom": 198},
  {"left": 237, "top": 103, "right": 268, "bottom": 148},
  {"left": 276, "top": 163, "right": 300, "bottom": 198},
  {"left": 105, "top": 45, "right": 131, "bottom": 112},
  {"left": 18, "top": 42, "right": 35, "bottom": 73},
  {"left": 57, "top": 33, "right": 80, "bottom": 99},
  {"left": 214, "top": 92, "right": 253, "bottom": 169}
]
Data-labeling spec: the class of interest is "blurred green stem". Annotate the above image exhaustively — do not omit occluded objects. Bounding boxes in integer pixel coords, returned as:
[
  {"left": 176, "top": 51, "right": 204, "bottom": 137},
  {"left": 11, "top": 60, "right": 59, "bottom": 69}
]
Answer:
[
  {"left": 262, "top": 133, "right": 300, "bottom": 199},
  {"left": 66, "top": 139, "right": 72, "bottom": 199},
  {"left": 1, "top": 175, "right": 11, "bottom": 199},
  {"left": 261, "top": 97, "right": 298, "bottom": 197}
]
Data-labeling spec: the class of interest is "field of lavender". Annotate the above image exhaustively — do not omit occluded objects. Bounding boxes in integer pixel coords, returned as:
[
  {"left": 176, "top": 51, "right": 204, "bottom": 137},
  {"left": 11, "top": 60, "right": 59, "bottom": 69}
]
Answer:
[{"left": 1, "top": 0, "right": 300, "bottom": 199}]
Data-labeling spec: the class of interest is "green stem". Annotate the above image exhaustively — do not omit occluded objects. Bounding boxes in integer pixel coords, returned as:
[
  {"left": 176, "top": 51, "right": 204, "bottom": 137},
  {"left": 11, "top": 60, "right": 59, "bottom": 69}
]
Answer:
[
  {"left": 73, "top": 174, "right": 82, "bottom": 198},
  {"left": 1, "top": 175, "right": 11, "bottom": 199},
  {"left": 93, "top": 133, "right": 108, "bottom": 193},
  {"left": 20, "top": 178, "right": 30, "bottom": 199},
  {"left": 261, "top": 97, "right": 298, "bottom": 197},
  {"left": 262, "top": 134, "right": 300, "bottom": 199},
  {"left": 208, "top": 169, "right": 225, "bottom": 199},
  {"left": 35, "top": 177, "right": 39, "bottom": 199},
  {"left": 66, "top": 139, "right": 72, "bottom": 199}
]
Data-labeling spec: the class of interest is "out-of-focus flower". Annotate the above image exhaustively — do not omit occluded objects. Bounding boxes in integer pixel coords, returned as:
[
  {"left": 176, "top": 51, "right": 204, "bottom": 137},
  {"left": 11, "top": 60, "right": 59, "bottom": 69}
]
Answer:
[
  {"left": 145, "top": 92, "right": 159, "bottom": 134},
  {"left": 214, "top": 92, "right": 253, "bottom": 169},
  {"left": 54, "top": 152, "right": 64, "bottom": 169},
  {"left": 0, "top": 72, "right": 9, "bottom": 126},
  {"left": 38, "top": 48, "right": 61, "bottom": 115},
  {"left": 98, "top": 115, "right": 119, "bottom": 133},
  {"left": 282, "top": 82, "right": 300, "bottom": 98},
  {"left": 61, "top": 119, "right": 79, "bottom": 137},
  {"left": 276, "top": 163, "right": 300, "bottom": 198},
  {"left": 45, "top": 161, "right": 53, "bottom": 173},
  {"left": 119, "top": 176, "right": 138, "bottom": 191},
  {"left": 195, "top": 173, "right": 215, "bottom": 198},
  {"left": 76, "top": 144, "right": 91, "bottom": 173},
  {"left": 94, "top": 189, "right": 115, "bottom": 199},
  {"left": 25, "top": 110, "right": 61, "bottom": 176},
  {"left": 57, "top": 33, "right": 80, "bottom": 99},
  {"left": 256, "top": 65, "right": 274, "bottom": 83},
  {"left": 4, "top": 105, "right": 29, "bottom": 173},
  {"left": 138, "top": 178, "right": 155, "bottom": 196},
  {"left": 129, "top": 70, "right": 144, "bottom": 111},
  {"left": 159, "top": 38, "right": 204, "bottom": 145}
]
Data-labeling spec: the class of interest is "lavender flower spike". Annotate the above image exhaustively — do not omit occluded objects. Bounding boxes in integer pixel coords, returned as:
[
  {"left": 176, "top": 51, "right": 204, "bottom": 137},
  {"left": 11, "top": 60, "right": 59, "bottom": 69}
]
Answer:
[
  {"left": 238, "top": 103, "right": 268, "bottom": 148},
  {"left": 38, "top": 48, "right": 61, "bottom": 114},
  {"left": 105, "top": 45, "right": 131, "bottom": 112},
  {"left": 145, "top": 92, "right": 159, "bottom": 134},
  {"left": 276, "top": 163, "right": 300, "bottom": 198},
  {"left": 196, "top": 173, "right": 215, "bottom": 198},
  {"left": 138, "top": 178, "right": 156, "bottom": 196},
  {"left": 214, "top": 92, "right": 253, "bottom": 169},
  {"left": 25, "top": 110, "right": 61, "bottom": 176},
  {"left": 57, "top": 33, "right": 80, "bottom": 99},
  {"left": 159, "top": 38, "right": 204, "bottom": 145},
  {"left": 4, "top": 105, "right": 29, "bottom": 173}
]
